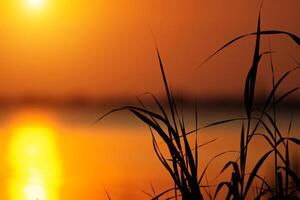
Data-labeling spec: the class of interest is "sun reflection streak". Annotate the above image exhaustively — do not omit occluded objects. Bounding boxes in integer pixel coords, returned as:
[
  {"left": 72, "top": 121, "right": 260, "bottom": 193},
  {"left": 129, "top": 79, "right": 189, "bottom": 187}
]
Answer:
[{"left": 9, "top": 114, "right": 61, "bottom": 200}]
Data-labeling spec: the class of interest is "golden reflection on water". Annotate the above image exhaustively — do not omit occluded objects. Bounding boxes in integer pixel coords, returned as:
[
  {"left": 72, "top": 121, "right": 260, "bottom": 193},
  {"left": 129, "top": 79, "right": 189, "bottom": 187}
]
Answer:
[
  {"left": 4, "top": 108, "right": 291, "bottom": 199},
  {"left": 9, "top": 113, "right": 61, "bottom": 200}
]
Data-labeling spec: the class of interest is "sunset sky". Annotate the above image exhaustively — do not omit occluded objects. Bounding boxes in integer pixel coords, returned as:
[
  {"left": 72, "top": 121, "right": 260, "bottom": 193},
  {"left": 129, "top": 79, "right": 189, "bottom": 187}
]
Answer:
[{"left": 0, "top": 0, "right": 299, "bottom": 100}]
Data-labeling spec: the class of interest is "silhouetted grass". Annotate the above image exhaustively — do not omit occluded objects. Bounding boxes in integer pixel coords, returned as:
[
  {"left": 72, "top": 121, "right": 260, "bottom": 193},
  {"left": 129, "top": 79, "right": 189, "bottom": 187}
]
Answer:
[
  {"left": 99, "top": 48, "right": 218, "bottom": 200},
  {"left": 99, "top": 6, "right": 300, "bottom": 200},
  {"left": 201, "top": 7, "right": 300, "bottom": 200}
]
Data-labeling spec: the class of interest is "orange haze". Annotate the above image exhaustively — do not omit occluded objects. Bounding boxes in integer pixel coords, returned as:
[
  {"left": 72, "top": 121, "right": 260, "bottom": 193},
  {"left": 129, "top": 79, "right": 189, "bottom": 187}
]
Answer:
[{"left": 0, "top": 0, "right": 299, "bottom": 100}]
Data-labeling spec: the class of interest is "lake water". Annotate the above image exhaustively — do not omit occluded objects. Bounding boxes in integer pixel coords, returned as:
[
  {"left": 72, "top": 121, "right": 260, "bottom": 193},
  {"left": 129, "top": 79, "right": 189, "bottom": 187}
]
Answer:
[{"left": 0, "top": 106, "right": 299, "bottom": 200}]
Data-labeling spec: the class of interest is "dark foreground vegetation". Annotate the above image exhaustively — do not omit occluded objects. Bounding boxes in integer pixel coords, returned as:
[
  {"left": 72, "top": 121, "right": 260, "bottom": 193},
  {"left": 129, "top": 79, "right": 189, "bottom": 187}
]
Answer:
[{"left": 99, "top": 7, "right": 300, "bottom": 200}]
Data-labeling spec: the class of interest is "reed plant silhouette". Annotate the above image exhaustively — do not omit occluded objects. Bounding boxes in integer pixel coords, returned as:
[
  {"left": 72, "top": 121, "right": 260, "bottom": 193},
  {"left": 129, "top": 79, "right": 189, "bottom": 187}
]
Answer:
[
  {"left": 203, "top": 9, "right": 300, "bottom": 200},
  {"left": 99, "top": 48, "right": 215, "bottom": 199},
  {"left": 99, "top": 7, "right": 300, "bottom": 200}
]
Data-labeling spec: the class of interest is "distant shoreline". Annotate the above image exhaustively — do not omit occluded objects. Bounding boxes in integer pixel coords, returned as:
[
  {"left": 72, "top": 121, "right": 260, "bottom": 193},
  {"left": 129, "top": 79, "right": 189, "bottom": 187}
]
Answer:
[{"left": 0, "top": 95, "right": 298, "bottom": 111}]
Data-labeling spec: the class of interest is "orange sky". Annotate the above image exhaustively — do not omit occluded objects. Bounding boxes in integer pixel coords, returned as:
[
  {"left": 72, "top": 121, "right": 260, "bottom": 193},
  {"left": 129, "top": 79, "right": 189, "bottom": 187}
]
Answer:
[{"left": 0, "top": 0, "right": 299, "bottom": 100}]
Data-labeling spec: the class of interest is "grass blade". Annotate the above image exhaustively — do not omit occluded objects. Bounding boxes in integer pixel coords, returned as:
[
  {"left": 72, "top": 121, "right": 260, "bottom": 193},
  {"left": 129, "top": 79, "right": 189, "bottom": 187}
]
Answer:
[{"left": 243, "top": 150, "right": 273, "bottom": 197}]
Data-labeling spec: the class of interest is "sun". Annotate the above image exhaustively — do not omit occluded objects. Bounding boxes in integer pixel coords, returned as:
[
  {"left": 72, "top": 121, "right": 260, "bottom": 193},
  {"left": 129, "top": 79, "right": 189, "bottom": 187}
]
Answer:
[{"left": 27, "top": 0, "right": 44, "bottom": 9}]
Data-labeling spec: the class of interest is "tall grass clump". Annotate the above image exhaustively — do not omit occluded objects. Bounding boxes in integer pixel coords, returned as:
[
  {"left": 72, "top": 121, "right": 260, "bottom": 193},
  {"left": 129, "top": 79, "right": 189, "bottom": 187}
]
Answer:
[
  {"left": 203, "top": 9, "right": 300, "bottom": 200},
  {"left": 98, "top": 7, "right": 300, "bottom": 200},
  {"left": 98, "top": 47, "right": 218, "bottom": 199}
]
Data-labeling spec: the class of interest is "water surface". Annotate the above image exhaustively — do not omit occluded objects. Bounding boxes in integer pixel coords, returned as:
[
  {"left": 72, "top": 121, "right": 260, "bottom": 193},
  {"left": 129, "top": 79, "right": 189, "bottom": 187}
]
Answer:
[{"left": 0, "top": 106, "right": 299, "bottom": 199}]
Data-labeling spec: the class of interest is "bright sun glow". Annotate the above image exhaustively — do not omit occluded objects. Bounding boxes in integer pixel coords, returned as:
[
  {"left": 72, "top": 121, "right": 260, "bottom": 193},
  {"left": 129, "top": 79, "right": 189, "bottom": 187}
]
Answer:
[
  {"left": 9, "top": 116, "right": 61, "bottom": 200},
  {"left": 27, "top": 0, "right": 44, "bottom": 9}
]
